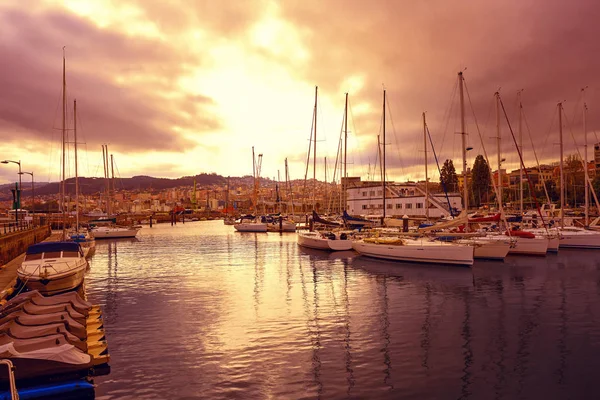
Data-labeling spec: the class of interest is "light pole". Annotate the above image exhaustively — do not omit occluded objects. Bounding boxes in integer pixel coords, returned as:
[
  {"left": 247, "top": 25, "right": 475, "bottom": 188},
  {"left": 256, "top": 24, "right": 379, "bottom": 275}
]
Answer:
[
  {"left": 19, "top": 171, "right": 34, "bottom": 227},
  {"left": 2, "top": 160, "right": 21, "bottom": 225}
]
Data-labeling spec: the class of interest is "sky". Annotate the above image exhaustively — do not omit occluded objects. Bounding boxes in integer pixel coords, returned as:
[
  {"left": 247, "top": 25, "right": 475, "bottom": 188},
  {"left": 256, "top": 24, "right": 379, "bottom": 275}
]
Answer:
[{"left": 1, "top": 0, "right": 600, "bottom": 186}]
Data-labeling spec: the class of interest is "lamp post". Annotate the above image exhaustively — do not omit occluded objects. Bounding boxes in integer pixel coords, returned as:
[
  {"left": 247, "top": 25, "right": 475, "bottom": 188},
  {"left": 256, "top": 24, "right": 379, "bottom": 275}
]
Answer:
[
  {"left": 19, "top": 171, "right": 34, "bottom": 227},
  {"left": 2, "top": 160, "right": 21, "bottom": 225}
]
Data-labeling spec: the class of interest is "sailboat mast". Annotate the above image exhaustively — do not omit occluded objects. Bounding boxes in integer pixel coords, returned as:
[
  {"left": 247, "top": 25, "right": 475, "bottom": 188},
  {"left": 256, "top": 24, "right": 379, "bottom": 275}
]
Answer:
[
  {"left": 225, "top": 176, "right": 229, "bottom": 216},
  {"left": 61, "top": 49, "right": 66, "bottom": 239},
  {"left": 252, "top": 146, "right": 257, "bottom": 215},
  {"left": 343, "top": 93, "right": 348, "bottom": 212},
  {"left": 583, "top": 92, "right": 589, "bottom": 226},
  {"left": 382, "top": 89, "right": 386, "bottom": 220},
  {"left": 558, "top": 102, "right": 564, "bottom": 228},
  {"left": 458, "top": 72, "right": 468, "bottom": 212},
  {"left": 518, "top": 91, "right": 524, "bottom": 213},
  {"left": 74, "top": 99, "right": 79, "bottom": 233},
  {"left": 313, "top": 86, "right": 318, "bottom": 211},
  {"left": 423, "top": 112, "right": 429, "bottom": 220},
  {"left": 110, "top": 154, "right": 115, "bottom": 213},
  {"left": 495, "top": 92, "right": 502, "bottom": 209}
]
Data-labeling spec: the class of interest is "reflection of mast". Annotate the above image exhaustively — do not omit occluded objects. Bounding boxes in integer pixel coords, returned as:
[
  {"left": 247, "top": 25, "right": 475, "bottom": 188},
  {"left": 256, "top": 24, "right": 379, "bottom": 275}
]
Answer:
[
  {"left": 253, "top": 234, "right": 263, "bottom": 316},
  {"left": 460, "top": 288, "right": 473, "bottom": 398},
  {"left": 420, "top": 283, "right": 432, "bottom": 371},
  {"left": 380, "top": 275, "right": 393, "bottom": 389},
  {"left": 104, "top": 240, "right": 119, "bottom": 322},
  {"left": 342, "top": 261, "right": 355, "bottom": 395},
  {"left": 556, "top": 279, "right": 568, "bottom": 384},
  {"left": 311, "top": 264, "right": 323, "bottom": 398}
]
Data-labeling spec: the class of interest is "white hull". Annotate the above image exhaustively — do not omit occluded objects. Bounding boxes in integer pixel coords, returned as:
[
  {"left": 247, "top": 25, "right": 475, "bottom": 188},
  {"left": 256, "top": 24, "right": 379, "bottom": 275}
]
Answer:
[
  {"left": 458, "top": 237, "right": 511, "bottom": 260},
  {"left": 234, "top": 222, "right": 267, "bottom": 232},
  {"left": 352, "top": 239, "right": 474, "bottom": 266},
  {"left": 508, "top": 237, "right": 548, "bottom": 256},
  {"left": 297, "top": 231, "right": 353, "bottom": 251},
  {"left": 92, "top": 226, "right": 140, "bottom": 239},
  {"left": 267, "top": 221, "right": 297, "bottom": 232},
  {"left": 524, "top": 229, "right": 560, "bottom": 252},
  {"left": 18, "top": 259, "right": 87, "bottom": 296},
  {"left": 558, "top": 228, "right": 600, "bottom": 249}
]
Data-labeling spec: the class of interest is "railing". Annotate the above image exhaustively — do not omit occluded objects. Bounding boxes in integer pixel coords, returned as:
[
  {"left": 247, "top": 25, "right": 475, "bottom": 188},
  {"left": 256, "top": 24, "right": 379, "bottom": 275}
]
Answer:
[{"left": 0, "top": 221, "right": 34, "bottom": 237}]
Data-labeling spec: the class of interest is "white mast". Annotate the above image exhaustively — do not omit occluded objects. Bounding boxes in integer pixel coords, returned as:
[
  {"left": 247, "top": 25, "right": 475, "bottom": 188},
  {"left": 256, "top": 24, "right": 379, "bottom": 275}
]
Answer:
[
  {"left": 558, "top": 102, "right": 564, "bottom": 229},
  {"left": 61, "top": 48, "right": 66, "bottom": 240},
  {"left": 583, "top": 88, "right": 589, "bottom": 227},
  {"left": 459, "top": 72, "right": 468, "bottom": 212},
  {"left": 495, "top": 92, "right": 503, "bottom": 210},
  {"left": 423, "top": 112, "right": 429, "bottom": 220},
  {"left": 74, "top": 99, "right": 79, "bottom": 233},
  {"left": 343, "top": 92, "right": 348, "bottom": 212},
  {"left": 313, "top": 86, "right": 318, "bottom": 211},
  {"left": 518, "top": 90, "right": 524, "bottom": 214},
  {"left": 382, "top": 89, "right": 387, "bottom": 220}
]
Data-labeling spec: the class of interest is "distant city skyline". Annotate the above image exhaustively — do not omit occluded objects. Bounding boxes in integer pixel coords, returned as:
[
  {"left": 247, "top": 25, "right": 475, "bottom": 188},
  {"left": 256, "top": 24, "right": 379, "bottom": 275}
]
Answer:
[{"left": 2, "top": 0, "right": 600, "bottom": 186}]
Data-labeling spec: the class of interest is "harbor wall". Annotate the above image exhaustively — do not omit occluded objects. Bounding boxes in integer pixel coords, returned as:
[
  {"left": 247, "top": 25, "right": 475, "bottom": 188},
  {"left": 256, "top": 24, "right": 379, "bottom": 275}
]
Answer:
[{"left": 0, "top": 225, "right": 51, "bottom": 266}]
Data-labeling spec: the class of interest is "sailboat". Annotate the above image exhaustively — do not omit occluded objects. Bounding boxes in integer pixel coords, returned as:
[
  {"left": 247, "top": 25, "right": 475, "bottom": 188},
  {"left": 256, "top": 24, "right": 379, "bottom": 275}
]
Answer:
[
  {"left": 90, "top": 148, "right": 141, "bottom": 239},
  {"left": 234, "top": 147, "right": 267, "bottom": 232},
  {"left": 68, "top": 99, "right": 95, "bottom": 257},
  {"left": 297, "top": 88, "right": 353, "bottom": 250},
  {"left": 17, "top": 50, "right": 88, "bottom": 294},
  {"left": 555, "top": 101, "right": 600, "bottom": 248},
  {"left": 351, "top": 88, "right": 474, "bottom": 266}
]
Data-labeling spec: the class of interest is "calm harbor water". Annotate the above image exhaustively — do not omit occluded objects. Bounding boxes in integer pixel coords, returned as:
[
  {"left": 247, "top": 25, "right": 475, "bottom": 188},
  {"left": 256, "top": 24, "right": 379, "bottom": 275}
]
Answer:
[{"left": 83, "top": 220, "right": 600, "bottom": 399}]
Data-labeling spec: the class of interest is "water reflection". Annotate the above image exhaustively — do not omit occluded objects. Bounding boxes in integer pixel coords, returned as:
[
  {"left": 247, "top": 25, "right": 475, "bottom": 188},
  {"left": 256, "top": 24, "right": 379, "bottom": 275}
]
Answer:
[{"left": 79, "top": 222, "right": 600, "bottom": 399}]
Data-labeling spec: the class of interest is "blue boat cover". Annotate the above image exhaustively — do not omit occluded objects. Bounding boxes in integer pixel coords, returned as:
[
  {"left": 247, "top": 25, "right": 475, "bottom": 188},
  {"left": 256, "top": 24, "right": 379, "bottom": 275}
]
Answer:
[{"left": 26, "top": 241, "right": 82, "bottom": 255}]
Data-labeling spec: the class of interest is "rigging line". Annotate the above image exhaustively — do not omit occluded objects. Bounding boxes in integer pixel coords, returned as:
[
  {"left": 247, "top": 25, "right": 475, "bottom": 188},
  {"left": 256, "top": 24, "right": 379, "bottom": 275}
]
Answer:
[
  {"left": 384, "top": 92, "right": 403, "bottom": 179},
  {"left": 498, "top": 95, "right": 548, "bottom": 232},
  {"left": 462, "top": 81, "right": 511, "bottom": 232},
  {"left": 435, "top": 75, "right": 459, "bottom": 160},
  {"left": 426, "top": 125, "right": 454, "bottom": 217},
  {"left": 522, "top": 107, "right": 551, "bottom": 204}
]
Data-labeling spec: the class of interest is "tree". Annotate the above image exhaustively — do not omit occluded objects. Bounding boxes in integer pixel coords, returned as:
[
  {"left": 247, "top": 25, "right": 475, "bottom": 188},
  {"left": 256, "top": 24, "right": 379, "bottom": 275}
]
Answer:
[
  {"left": 563, "top": 154, "right": 584, "bottom": 207},
  {"left": 440, "top": 159, "right": 458, "bottom": 193},
  {"left": 470, "top": 155, "right": 491, "bottom": 207}
]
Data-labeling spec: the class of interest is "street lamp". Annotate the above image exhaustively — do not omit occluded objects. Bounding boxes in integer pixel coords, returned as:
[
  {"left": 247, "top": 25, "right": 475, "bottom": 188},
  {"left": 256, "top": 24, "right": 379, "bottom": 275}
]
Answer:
[
  {"left": 19, "top": 171, "right": 34, "bottom": 227},
  {"left": 2, "top": 160, "right": 21, "bottom": 225}
]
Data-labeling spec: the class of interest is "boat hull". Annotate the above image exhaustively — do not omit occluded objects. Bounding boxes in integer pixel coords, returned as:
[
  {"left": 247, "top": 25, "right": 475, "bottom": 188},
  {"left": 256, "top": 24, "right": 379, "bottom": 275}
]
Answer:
[
  {"left": 352, "top": 240, "right": 474, "bottom": 266},
  {"left": 266, "top": 222, "right": 297, "bottom": 232},
  {"left": 559, "top": 231, "right": 600, "bottom": 249},
  {"left": 508, "top": 237, "right": 548, "bottom": 256},
  {"left": 470, "top": 239, "right": 511, "bottom": 260},
  {"left": 17, "top": 265, "right": 86, "bottom": 296},
  {"left": 297, "top": 232, "right": 331, "bottom": 250},
  {"left": 92, "top": 228, "right": 139, "bottom": 239},
  {"left": 234, "top": 223, "right": 267, "bottom": 232}
]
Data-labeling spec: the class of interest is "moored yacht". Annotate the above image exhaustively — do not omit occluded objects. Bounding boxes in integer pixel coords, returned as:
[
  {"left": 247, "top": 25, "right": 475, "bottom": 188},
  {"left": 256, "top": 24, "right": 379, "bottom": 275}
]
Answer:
[{"left": 17, "top": 242, "right": 88, "bottom": 295}]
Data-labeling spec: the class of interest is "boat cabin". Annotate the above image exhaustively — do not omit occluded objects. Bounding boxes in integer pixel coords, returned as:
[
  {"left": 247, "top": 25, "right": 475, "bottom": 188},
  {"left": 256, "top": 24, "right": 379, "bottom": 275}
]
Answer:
[{"left": 24, "top": 242, "right": 84, "bottom": 261}]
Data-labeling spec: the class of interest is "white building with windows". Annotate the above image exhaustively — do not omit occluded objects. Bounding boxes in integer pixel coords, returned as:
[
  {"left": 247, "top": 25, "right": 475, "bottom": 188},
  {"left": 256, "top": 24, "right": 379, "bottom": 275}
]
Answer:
[{"left": 346, "top": 181, "right": 462, "bottom": 218}]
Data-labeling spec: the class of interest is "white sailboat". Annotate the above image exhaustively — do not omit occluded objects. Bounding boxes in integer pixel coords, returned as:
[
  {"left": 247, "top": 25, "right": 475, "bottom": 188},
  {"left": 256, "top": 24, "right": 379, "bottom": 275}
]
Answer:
[
  {"left": 556, "top": 101, "right": 600, "bottom": 248},
  {"left": 234, "top": 147, "right": 267, "bottom": 232},
  {"left": 17, "top": 52, "right": 87, "bottom": 294},
  {"left": 90, "top": 148, "right": 141, "bottom": 239},
  {"left": 350, "top": 88, "right": 474, "bottom": 266}
]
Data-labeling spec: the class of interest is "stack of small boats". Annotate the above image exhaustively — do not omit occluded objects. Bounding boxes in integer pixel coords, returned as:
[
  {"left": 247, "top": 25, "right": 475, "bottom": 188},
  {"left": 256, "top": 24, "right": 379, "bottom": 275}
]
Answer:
[{"left": 0, "top": 290, "right": 109, "bottom": 386}]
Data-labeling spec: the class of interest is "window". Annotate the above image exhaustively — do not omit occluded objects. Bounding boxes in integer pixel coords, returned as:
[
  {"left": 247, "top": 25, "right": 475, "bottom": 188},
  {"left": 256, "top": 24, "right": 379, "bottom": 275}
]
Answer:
[
  {"left": 396, "top": 204, "right": 402, "bottom": 209},
  {"left": 377, "top": 204, "right": 383, "bottom": 209},
  {"left": 369, "top": 204, "right": 375, "bottom": 208},
  {"left": 405, "top": 203, "right": 413, "bottom": 209},
  {"left": 369, "top": 190, "right": 375, "bottom": 196},
  {"left": 377, "top": 190, "right": 383, "bottom": 196},
  {"left": 362, "top": 191, "right": 367, "bottom": 197},
  {"left": 387, "top": 204, "right": 393, "bottom": 209},
  {"left": 416, "top": 203, "right": 423, "bottom": 209},
  {"left": 362, "top": 205, "right": 367, "bottom": 210}
]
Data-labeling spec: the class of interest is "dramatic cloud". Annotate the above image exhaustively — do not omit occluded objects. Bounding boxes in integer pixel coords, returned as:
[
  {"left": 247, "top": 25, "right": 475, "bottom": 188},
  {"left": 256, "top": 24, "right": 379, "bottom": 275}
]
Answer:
[{"left": 1, "top": 0, "right": 599, "bottom": 184}]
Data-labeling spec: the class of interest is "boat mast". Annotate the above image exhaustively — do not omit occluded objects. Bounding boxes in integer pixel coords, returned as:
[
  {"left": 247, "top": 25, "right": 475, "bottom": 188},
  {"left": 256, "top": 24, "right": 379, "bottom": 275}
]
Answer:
[
  {"left": 382, "top": 89, "right": 386, "bottom": 221},
  {"left": 558, "top": 102, "right": 564, "bottom": 229},
  {"left": 343, "top": 92, "right": 348, "bottom": 212},
  {"left": 225, "top": 176, "right": 230, "bottom": 217},
  {"left": 495, "top": 91, "right": 502, "bottom": 211},
  {"left": 61, "top": 48, "right": 66, "bottom": 240},
  {"left": 583, "top": 88, "right": 589, "bottom": 226},
  {"left": 252, "top": 146, "right": 257, "bottom": 215},
  {"left": 74, "top": 99, "right": 79, "bottom": 233},
  {"left": 313, "top": 86, "right": 318, "bottom": 211},
  {"left": 518, "top": 90, "right": 524, "bottom": 214},
  {"left": 423, "top": 112, "right": 429, "bottom": 220},
  {"left": 459, "top": 72, "right": 468, "bottom": 213},
  {"left": 110, "top": 154, "right": 115, "bottom": 214}
]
